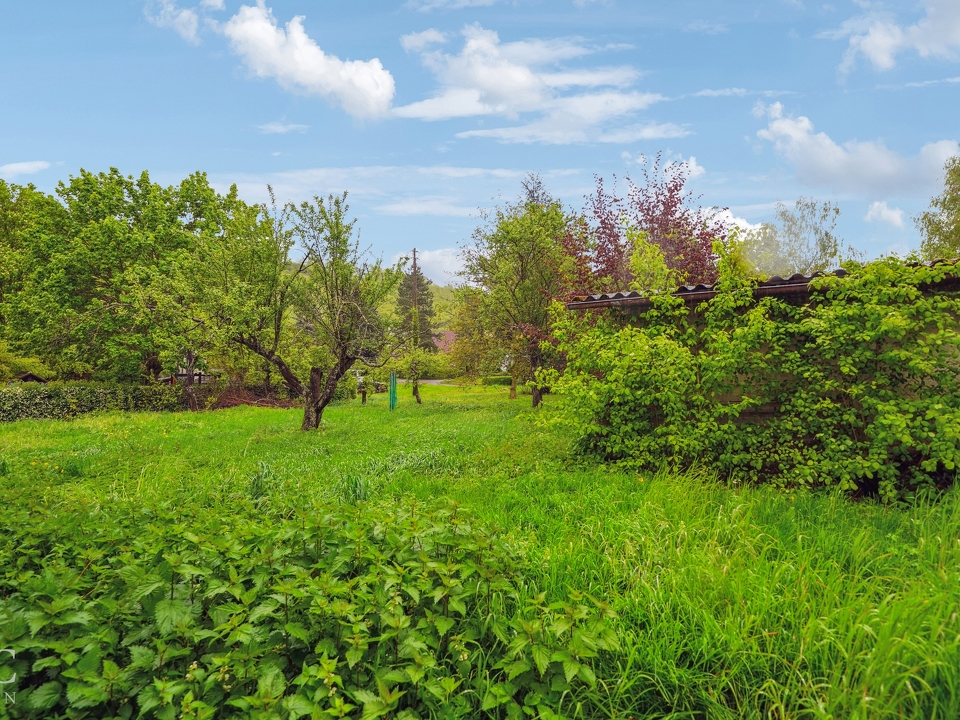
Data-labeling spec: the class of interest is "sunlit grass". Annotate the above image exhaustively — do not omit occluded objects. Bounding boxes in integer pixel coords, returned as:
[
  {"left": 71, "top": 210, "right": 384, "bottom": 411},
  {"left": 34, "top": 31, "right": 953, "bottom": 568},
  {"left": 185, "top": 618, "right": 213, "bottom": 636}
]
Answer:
[{"left": 2, "top": 383, "right": 959, "bottom": 718}]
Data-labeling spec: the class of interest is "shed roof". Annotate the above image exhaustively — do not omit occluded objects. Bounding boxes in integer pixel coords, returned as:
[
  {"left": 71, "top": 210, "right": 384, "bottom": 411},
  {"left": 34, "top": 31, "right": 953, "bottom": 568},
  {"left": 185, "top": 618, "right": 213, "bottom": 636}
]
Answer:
[{"left": 566, "top": 259, "right": 960, "bottom": 311}]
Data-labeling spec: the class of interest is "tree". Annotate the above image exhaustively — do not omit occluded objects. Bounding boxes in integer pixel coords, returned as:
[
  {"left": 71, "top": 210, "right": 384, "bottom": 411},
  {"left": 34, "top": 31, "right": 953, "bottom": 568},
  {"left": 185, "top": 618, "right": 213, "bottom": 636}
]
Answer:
[
  {"left": 397, "top": 251, "right": 436, "bottom": 403},
  {"left": 397, "top": 258, "right": 436, "bottom": 352},
  {"left": 462, "top": 175, "right": 568, "bottom": 407},
  {"left": 742, "top": 198, "right": 857, "bottom": 277},
  {"left": 289, "top": 193, "right": 403, "bottom": 429},
  {"left": 447, "top": 287, "right": 504, "bottom": 380},
  {"left": 917, "top": 155, "right": 960, "bottom": 260},
  {"left": 576, "top": 155, "right": 729, "bottom": 293},
  {"left": 1, "top": 169, "right": 193, "bottom": 381}
]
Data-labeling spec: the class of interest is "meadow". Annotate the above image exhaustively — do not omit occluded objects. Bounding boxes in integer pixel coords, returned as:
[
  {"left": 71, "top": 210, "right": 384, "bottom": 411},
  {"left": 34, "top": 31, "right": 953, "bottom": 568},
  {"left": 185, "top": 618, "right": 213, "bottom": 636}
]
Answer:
[{"left": 1, "top": 384, "right": 959, "bottom": 719}]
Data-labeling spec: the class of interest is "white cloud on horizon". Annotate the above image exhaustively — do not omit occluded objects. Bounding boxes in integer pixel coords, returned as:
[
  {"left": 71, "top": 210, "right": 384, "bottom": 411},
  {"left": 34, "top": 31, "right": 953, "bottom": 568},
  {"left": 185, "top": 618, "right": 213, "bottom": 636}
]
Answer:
[
  {"left": 221, "top": 1, "right": 395, "bottom": 118},
  {"left": 828, "top": 0, "right": 960, "bottom": 73},
  {"left": 377, "top": 196, "right": 478, "bottom": 217},
  {"left": 864, "top": 200, "right": 905, "bottom": 227},
  {"left": 145, "top": 0, "right": 200, "bottom": 44},
  {"left": 392, "top": 247, "right": 464, "bottom": 284},
  {"left": 211, "top": 164, "right": 583, "bottom": 206},
  {"left": 257, "top": 120, "right": 309, "bottom": 133},
  {"left": 0, "top": 160, "right": 51, "bottom": 178},
  {"left": 714, "top": 208, "right": 762, "bottom": 233},
  {"left": 756, "top": 102, "right": 957, "bottom": 197}
]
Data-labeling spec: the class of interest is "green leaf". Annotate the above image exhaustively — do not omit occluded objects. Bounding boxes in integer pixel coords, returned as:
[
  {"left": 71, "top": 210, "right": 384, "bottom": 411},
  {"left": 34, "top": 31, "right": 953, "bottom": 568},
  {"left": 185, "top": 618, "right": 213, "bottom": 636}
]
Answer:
[
  {"left": 27, "top": 681, "right": 63, "bottom": 710},
  {"left": 531, "top": 644, "right": 551, "bottom": 676},
  {"left": 154, "top": 598, "right": 191, "bottom": 634},
  {"left": 434, "top": 615, "right": 455, "bottom": 636}
]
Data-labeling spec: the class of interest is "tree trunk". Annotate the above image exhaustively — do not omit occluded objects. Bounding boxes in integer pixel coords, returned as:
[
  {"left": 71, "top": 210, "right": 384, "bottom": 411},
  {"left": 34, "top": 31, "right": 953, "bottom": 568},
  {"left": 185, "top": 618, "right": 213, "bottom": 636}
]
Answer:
[
  {"left": 301, "top": 357, "right": 357, "bottom": 431},
  {"left": 301, "top": 367, "right": 323, "bottom": 431},
  {"left": 531, "top": 384, "right": 543, "bottom": 408},
  {"left": 412, "top": 378, "right": 422, "bottom": 404},
  {"left": 361, "top": 390, "right": 367, "bottom": 405},
  {"left": 509, "top": 377, "right": 517, "bottom": 400},
  {"left": 184, "top": 350, "right": 198, "bottom": 412}
]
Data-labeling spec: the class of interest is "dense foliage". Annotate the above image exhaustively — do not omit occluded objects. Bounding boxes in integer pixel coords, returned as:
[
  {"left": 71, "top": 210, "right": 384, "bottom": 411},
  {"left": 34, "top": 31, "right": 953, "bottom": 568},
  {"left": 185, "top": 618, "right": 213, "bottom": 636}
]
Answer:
[
  {"left": 548, "top": 255, "right": 960, "bottom": 500},
  {"left": 0, "top": 485, "right": 617, "bottom": 719}
]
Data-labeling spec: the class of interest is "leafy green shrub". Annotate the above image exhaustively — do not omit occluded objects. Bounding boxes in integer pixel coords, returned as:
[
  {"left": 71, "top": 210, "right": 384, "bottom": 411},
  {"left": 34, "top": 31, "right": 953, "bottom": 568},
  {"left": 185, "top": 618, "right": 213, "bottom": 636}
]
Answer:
[
  {"left": 0, "top": 382, "right": 220, "bottom": 423},
  {"left": 0, "top": 497, "right": 617, "bottom": 718},
  {"left": 548, "top": 256, "right": 960, "bottom": 501},
  {"left": 332, "top": 374, "right": 358, "bottom": 402},
  {"left": 481, "top": 375, "right": 513, "bottom": 387}
]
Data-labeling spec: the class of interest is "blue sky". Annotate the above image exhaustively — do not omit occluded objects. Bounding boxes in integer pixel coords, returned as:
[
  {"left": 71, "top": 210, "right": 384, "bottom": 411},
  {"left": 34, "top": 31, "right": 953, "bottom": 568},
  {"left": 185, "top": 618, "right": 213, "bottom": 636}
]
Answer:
[{"left": 2, "top": 0, "right": 958, "bottom": 282}]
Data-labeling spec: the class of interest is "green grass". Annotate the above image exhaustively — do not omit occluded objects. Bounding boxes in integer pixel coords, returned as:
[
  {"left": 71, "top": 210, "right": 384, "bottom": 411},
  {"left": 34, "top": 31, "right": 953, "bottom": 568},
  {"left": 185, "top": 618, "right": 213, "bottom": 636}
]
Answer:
[{"left": 2, "top": 383, "right": 960, "bottom": 718}]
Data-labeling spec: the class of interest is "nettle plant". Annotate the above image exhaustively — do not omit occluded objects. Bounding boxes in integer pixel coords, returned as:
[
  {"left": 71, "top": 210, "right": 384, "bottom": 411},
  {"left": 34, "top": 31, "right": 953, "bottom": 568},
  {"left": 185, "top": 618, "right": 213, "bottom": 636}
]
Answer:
[
  {"left": 546, "top": 255, "right": 960, "bottom": 501},
  {"left": 0, "top": 497, "right": 617, "bottom": 719}
]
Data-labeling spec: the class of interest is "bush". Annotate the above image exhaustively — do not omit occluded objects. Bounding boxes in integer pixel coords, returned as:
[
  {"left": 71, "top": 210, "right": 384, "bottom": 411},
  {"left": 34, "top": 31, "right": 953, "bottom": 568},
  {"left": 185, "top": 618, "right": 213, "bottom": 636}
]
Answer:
[
  {"left": 331, "top": 373, "right": 357, "bottom": 402},
  {"left": 481, "top": 375, "right": 513, "bottom": 387},
  {"left": 548, "top": 256, "right": 960, "bottom": 501},
  {"left": 0, "top": 496, "right": 617, "bottom": 719}
]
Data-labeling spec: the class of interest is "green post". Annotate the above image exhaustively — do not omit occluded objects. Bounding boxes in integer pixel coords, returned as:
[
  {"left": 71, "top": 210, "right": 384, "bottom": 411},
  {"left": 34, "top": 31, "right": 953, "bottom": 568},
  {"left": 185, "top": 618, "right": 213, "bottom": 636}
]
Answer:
[{"left": 389, "top": 371, "right": 397, "bottom": 411}]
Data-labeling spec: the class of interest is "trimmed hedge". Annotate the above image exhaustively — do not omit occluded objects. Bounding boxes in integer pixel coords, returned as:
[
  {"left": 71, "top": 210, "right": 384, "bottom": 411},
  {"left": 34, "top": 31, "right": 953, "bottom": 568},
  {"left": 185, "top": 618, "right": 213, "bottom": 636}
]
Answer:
[{"left": 0, "top": 382, "right": 215, "bottom": 423}]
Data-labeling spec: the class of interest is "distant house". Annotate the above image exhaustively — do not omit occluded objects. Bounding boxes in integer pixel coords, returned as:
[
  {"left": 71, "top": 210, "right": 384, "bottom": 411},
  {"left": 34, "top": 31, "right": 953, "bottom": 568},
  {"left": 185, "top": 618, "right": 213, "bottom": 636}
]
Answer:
[
  {"left": 433, "top": 330, "right": 456, "bottom": 353},
  {"left": 14, "top": 372, "right": 48, "bottom": 383}
]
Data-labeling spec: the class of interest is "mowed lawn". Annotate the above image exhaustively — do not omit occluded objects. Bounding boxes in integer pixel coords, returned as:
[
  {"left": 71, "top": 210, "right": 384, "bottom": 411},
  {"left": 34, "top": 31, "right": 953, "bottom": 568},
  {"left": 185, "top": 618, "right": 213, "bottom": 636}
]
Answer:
[{"left": 2, "top": 384, "right": 960, "bottom": 719}]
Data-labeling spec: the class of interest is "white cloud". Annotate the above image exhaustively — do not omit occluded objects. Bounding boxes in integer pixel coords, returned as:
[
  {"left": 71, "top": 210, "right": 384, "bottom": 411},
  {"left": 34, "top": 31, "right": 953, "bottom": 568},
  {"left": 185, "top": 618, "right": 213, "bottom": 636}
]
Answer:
[
  {"left": 756, "top": 102, "right": 958, "bottom": 196},
  {"left": 407, "top": 0, "right": 498, "bottom": 11},
  {"left": 401, "top": 29, "right": 448, "bottom": 52},
  {"left": 377, "top": 196, "right": 477, "bottom": 217},
  {"left": 864, "top": 200, "right": 905, "bottom": 227},
  {"left": 830, "top": 0, "right": 960, "bottom": 73},
  {"left": 714, "top": 209, "right": 762, "bottom": 233},
  {"left": 391, "top": 247, "right": 463, "bottom": 283},
  {"left": 684, "top": 156, "right": 705, "bottom": 178},
  {"left": 696, "top": 87, "right": 748, "bottom": 97},
  {"left": 684, "top": 21, "right": 729, "bottom": 35},
  {"left": 221, "top": 1, "right": 395, "bottom": 118},
  {"left": 622, "top": 152, "right": 705, "bottom": 177},
  {"left": 904, "top": 75, "right": 960, "bottom": 88},
  {"left": 145, "top": 0, "right": 200, "bottom": 44},
  {"left": 395, "top": 23, "right": 662, "bottom": 144},
  {"left": 257, "top": 121, "right": 309, "bottom": 133},
  {"left": 0, "top": 160, "right": 51, "bottom": 178},
  {"left": 200, "top": 0, "right": 225, "bottom": 9}
]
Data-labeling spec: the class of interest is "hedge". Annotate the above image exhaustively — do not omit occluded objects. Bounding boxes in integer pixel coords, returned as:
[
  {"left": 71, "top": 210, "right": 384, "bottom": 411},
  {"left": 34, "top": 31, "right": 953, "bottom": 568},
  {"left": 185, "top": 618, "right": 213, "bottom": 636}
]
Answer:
[
  {"left": 0, "top": 376, "right": 360, "bottom": 423},
  {"left": 0, "top": 382, "right": 216, "bottom": 423}
]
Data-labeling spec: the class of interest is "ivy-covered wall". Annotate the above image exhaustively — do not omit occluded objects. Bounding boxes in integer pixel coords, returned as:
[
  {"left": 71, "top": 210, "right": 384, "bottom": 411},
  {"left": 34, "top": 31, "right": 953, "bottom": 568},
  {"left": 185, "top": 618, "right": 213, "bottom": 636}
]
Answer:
[{"left": 548, "top": 257, "right": 960, "bottom": 501}]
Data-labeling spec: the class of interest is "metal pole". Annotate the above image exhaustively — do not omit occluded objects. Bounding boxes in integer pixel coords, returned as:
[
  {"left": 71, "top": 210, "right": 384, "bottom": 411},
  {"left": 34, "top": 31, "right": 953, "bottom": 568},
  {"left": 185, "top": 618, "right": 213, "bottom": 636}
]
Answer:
[{"left": 389, "top": 371, "right": 397, "bottom": 410}]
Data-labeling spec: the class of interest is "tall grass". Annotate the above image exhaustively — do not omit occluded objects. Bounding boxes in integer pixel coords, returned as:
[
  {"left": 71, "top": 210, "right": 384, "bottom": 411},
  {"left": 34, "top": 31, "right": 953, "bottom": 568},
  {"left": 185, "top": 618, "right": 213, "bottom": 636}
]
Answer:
[{"left": 1, "top": 383, "right": 958, "bottom": 718}]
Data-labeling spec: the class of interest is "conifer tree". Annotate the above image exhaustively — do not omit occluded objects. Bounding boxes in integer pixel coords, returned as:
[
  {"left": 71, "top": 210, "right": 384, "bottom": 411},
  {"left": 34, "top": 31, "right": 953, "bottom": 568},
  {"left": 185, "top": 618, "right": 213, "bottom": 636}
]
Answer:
[{"left": 397, "top": 262, "right": 436, "bottom": 352}]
